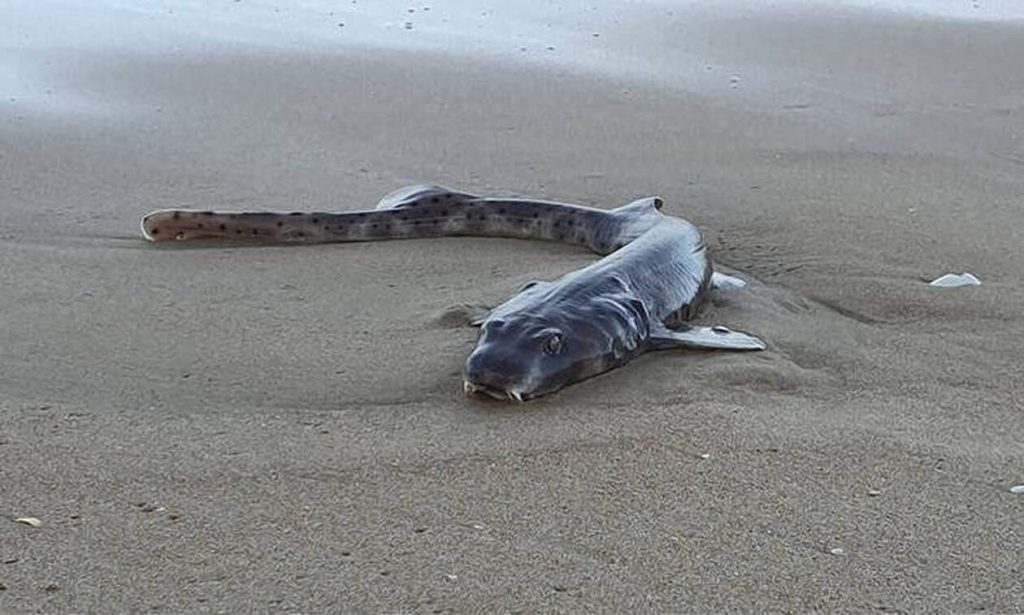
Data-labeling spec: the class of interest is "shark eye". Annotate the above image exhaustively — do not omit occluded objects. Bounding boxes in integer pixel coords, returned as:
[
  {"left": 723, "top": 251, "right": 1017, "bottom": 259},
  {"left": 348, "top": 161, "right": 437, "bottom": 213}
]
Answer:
[{"left": 543, "top": 333, "right": 564, "bottom": 356}]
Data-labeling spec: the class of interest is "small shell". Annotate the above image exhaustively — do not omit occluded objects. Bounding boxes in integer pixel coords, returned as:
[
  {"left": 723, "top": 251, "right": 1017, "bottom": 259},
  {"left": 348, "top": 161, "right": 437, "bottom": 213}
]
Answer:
[
  {"left": 14, "top": 517, "right": 41, "bottom": 527},
  {"left": 929, "top": 273, "right": 981, "bottom": 288},
  {"left": 1010, "top": 485, "right": 1024, "bottom": 494}
]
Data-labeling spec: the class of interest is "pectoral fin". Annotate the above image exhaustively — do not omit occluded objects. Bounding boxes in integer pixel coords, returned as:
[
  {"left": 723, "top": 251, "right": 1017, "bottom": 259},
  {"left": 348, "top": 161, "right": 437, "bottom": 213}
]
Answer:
[{"left": 649, "top": 323, "right": 766, "bottom": 351}]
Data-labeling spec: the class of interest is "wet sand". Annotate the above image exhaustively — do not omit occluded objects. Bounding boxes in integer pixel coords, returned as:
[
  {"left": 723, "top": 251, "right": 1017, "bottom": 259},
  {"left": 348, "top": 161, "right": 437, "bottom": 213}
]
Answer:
[{"left": 2, "top": 1, "right": 1023, "bottom": 612}]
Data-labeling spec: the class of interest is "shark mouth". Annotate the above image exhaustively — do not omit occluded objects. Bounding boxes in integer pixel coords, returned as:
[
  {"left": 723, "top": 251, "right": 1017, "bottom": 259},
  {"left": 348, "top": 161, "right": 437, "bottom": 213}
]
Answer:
[{"left": 463, "top": 381, "right": 524, "bottom": 402}]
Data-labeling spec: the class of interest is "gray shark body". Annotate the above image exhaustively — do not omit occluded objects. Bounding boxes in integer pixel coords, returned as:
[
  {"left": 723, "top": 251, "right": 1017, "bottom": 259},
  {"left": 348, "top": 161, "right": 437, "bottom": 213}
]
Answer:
[{"left": 142, "top": 185, "right": 764, "bottom": 400}]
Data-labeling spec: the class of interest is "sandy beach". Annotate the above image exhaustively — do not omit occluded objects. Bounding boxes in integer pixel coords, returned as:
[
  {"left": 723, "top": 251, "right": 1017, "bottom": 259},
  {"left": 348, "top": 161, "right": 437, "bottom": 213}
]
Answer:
[{"left": 2, "top": 1, "right": 1023, "bottom": 611}]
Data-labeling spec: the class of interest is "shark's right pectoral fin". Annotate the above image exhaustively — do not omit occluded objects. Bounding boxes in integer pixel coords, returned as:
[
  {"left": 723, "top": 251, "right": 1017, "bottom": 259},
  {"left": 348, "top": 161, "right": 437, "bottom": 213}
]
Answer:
[{"left": 649, "top": 324, "right": 766, "bottom": 351}]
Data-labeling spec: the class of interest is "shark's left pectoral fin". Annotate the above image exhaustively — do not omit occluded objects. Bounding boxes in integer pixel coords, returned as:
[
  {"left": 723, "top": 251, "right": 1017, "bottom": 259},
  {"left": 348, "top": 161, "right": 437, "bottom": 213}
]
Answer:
[{"left": 649, "top": 324, "right": 766, "bottom": 351}]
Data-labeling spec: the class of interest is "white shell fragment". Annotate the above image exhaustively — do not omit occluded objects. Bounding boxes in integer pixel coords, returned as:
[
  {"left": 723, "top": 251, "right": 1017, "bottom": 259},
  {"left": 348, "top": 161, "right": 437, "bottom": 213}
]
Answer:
[
  {"left": 14, "top": 517, "right": 41, "bottom": 527},
  {"left": 829, "top": 547, "right": 845, "bottom": 555},
  {"left": 1010, "top": 485, "right": 1024, "bottom": 494},
  {"left": 929, "top": 273, "right": 981, "bottom": 288}
]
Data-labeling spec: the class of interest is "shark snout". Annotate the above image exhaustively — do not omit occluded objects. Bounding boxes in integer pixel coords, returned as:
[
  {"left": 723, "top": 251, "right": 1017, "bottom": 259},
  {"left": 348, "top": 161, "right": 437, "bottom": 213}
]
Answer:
[{"left": 463, "top": 349, "right": 529, "bottom": 402}]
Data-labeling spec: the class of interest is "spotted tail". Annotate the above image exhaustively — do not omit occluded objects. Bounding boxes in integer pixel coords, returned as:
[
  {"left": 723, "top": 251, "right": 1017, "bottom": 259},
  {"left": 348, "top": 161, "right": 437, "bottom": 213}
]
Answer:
[{"left": 141, "top": 185, "right": 664, "bottom": 255}]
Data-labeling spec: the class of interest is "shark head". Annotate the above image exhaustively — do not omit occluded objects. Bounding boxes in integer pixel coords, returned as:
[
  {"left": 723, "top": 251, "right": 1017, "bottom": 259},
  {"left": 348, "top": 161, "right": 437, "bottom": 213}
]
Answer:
[{"left": 462, "top": 293, "right": 650, "bottom": 401}]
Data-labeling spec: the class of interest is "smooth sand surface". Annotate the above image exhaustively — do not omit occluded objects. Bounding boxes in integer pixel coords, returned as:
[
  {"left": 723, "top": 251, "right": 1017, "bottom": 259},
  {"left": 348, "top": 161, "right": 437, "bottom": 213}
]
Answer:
[{"left": 2, "top": 1, "right": 1023, "bottom": 612}]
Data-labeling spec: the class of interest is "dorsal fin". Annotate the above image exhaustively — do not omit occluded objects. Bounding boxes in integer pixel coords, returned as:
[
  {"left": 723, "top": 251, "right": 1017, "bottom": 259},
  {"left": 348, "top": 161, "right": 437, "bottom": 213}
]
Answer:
[
  {"left": 374, "top": 184, "right": 477, "bottom": 210},
  {"left": 611, "top": 196, "right": 663, "bottom": 215},
  {"left": 605, "top": 196, "right": 666, "bottom": 244}
]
